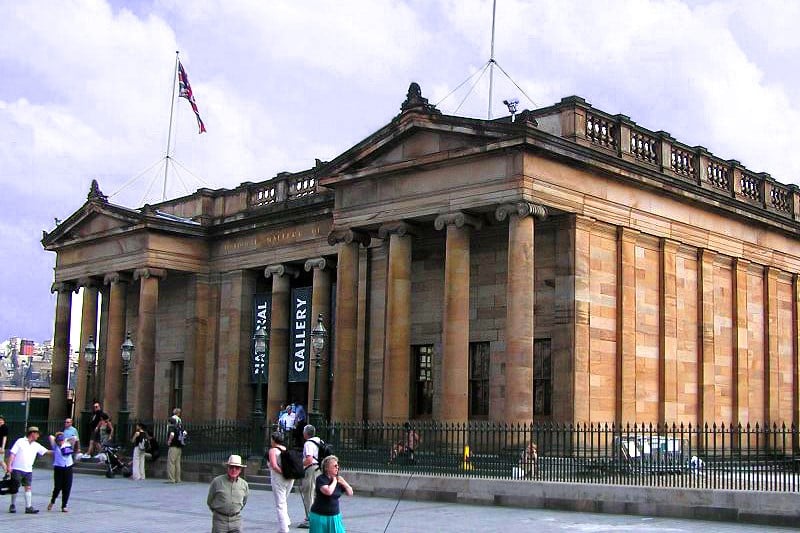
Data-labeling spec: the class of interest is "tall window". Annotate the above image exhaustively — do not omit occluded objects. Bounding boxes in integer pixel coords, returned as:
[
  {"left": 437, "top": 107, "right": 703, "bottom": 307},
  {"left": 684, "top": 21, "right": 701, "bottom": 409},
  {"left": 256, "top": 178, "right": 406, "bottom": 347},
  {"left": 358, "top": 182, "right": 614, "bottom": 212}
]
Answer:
[
  {"left": 411, "top": 345, "right": 433, "bottom": 417},
  {"left": 170, "top": 361, "right": 184, "bottom": 411},
  {"left": 534, "top": 339, "right": 552, "bottom": 416},
  {"left": 469, "top": 342, "right": 490, "bottom": 418}
]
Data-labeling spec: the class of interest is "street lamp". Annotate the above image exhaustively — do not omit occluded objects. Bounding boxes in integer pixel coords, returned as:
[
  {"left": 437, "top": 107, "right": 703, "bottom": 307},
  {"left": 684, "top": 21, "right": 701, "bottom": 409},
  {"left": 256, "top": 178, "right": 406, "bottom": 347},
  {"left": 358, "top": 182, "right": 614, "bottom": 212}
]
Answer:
[
  {"left": 252, "top": 325, "right": 268, "bottom": 459},
  {"left": 81, "top": 336, "right": 97, "bottom": 445},
  {"left": 309, "top": 314, "right": 327, "bottom": 429},
  {"left": 118, "top": 332, "right": 135, "bottom": 437}
]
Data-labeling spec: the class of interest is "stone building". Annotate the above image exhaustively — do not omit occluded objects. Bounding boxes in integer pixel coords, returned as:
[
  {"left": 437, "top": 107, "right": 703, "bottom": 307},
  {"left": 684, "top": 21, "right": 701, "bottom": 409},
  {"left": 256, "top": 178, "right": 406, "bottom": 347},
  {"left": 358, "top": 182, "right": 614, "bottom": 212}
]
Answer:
[{"left": 42, "top": 83, "right": 800, "bottom": 429}]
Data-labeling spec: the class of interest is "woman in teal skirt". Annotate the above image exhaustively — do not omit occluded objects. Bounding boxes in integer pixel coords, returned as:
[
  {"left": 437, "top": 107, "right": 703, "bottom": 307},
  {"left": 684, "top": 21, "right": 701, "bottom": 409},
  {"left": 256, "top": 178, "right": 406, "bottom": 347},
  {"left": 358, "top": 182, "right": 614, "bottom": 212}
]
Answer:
[{"left": 309, "top": 455, "right": 354, "bottom": 532}]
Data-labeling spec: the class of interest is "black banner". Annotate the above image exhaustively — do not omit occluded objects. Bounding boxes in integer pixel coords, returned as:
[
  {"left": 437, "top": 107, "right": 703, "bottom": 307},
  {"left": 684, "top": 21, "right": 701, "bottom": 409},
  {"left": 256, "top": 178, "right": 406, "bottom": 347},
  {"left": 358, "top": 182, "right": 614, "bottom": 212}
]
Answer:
[
  {"left": 251, "top": 293, "right": 271, "bottom": 383},
  {"left": 288, "top": 286, "right": 312, "bottom": 383}
]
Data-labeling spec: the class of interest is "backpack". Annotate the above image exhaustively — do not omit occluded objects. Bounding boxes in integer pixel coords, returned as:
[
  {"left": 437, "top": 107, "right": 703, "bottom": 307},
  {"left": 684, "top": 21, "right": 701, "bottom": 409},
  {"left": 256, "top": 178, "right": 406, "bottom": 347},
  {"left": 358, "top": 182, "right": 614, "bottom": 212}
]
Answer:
[
  {"left": 310, "top": 438, "right": 334, "bottom": 467},
  {"left": 147, "top": 437, "right": 161, "bottom": 460},
  {"left": 278, "top": 447, "right": 305, "bottom": 479}
]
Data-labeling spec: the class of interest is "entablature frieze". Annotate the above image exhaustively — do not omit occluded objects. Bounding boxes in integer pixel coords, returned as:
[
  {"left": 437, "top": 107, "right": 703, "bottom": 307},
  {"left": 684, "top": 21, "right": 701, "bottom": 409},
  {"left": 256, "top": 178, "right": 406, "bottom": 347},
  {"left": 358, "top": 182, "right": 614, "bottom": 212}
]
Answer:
[
  {"left": 326, "top": 228, "right": 371, "bottom": 247},
  {"left": 264, "top": 264, "right": 300, "bottom": 279},
  {"left": 433, "top": 211, "right": 483, "bottom": 231},
  {"left": 77, "top": 276, "right": 103, "bottom": 289}
]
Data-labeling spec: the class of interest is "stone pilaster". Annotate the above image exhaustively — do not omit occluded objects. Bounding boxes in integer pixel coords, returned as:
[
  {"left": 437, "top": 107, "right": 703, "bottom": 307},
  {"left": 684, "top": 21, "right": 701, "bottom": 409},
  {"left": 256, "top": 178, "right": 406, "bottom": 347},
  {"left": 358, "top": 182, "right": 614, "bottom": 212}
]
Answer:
[
  {"left": 103, "top": 272, "right": 130, "bottom": 422},
  {"left": 265, "top": 264, "right": 300, "bottom": 422},
  {"left": 49, "top": 281, "right": 76, "bottom": 421},
  {"left": 733, "top": 258, "right": 750, "bottom": 424},
  {"left": 328, "top": 229, "right": 370, "bottom": 422},
  {"left": 765, "top": 266, "right": 779, "bottom": 425},
  {"left": 495, "top": 203, "right": 546, "bottom": 423},
  {"left": 435, "top": 212, "right": 481, "bottom": 422},
  {"left": 617, "top": 228, "right": 638, "bottom": 424},
  {"left": 572, "top": 216, "right": 592, "bottom": 423},
  {"left": 304, "top": 258, "right": 334, "bottom": 417},
  {"left": 378, "top": 222, "right": 416, "bottom": 422},
  {"left": 76, "top": 278, "right": 100, "bottom": 416},
  {"left": 188, "top": 273, "right": 213, "bottom": 421},
  {"left": 133, "top": 268, "right": 166, "bottom": 422},
  {"left": 660, "top": 239, "right": 679, "bottom": 426},
  {"left": 698, "top": 249, "right": 716, "bottom": 426}
]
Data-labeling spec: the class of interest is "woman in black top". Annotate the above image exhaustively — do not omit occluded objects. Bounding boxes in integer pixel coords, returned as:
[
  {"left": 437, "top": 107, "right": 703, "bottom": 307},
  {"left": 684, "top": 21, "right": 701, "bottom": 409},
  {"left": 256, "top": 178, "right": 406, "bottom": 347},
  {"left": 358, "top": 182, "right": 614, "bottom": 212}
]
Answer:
[{"left": 309, "top": 455, "right": 353, "bottom": 533}]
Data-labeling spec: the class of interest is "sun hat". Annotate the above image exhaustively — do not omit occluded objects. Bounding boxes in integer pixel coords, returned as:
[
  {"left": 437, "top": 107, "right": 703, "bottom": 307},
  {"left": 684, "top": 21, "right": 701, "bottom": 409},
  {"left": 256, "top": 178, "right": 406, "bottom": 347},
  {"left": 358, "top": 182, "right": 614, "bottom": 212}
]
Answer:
[
  {"left": 27, "top": 426, "right": 40, "bottom": 435},
  {"left": 225, "top": 454, "right": 246, "bottom": 467}
]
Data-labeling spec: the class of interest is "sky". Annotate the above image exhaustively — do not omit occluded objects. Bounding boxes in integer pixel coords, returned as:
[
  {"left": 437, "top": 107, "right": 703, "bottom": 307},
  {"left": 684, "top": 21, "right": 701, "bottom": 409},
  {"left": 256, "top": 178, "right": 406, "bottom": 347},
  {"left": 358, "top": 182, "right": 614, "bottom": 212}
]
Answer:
[{"left": 1, "top": 0, "right": 799, "bottom": 344}]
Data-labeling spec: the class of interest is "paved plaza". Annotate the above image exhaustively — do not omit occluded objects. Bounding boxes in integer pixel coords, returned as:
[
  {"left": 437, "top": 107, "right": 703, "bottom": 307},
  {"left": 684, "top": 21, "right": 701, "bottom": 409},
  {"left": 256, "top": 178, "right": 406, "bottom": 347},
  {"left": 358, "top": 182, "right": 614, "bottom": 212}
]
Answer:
[{"left": 2, "top": 469, "right": 795, "bottom": 532}]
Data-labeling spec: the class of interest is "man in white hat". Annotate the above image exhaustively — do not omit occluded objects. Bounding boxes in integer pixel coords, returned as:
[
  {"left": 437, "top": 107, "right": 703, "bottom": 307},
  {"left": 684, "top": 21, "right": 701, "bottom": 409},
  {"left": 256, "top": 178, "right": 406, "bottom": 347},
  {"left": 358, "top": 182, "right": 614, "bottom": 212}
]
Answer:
[
  {"left": 207, "top": 454, "right": 250, "bottom": 533},
  {"left": 7, "top": 426, "right": 51, "bottom": 514}
]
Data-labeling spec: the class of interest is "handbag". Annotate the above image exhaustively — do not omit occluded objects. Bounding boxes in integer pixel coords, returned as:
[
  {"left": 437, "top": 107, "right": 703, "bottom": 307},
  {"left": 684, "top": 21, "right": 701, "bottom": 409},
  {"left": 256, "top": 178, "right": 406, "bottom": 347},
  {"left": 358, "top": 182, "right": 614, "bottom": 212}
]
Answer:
[{"left": 0, "top": 473, "right": 19, "bottom": 495}]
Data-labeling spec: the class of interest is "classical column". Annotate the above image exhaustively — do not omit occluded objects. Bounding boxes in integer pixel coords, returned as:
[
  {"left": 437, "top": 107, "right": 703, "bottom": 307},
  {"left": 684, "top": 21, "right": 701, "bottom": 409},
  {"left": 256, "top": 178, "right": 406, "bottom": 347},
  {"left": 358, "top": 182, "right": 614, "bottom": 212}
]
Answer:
[
  {"left": 328, "top": 229, "right": 370, "bottom": 422},
  {"left": 265, "top": 264, "right": 299, "bottom": 422},
  {"left": 76, "top": 278, "right": 100, "bottom": 421},
  {"left": 765, "top": 266, "right": 779, "bottom": 425},
  {"left": 133, "top": 268, "right": 166, "bottom": 422},
  {"left": 733, "top": 258, "right": 750, "bottom": 425},
  {"left": 49, "top": 281, "right": 76, "bottom": 421},
  {"left": 495, "top": 202, "right": 546, "bottom": 423},
  {"left": 378, "top": 222, "right": 416, "bottom": 422},
  {"left": 435, "top": 212, "right": 481, "bottom": 422},
  {"left": 103, "top": 272, "right": 130, "bottom": 422},
  {"left": 617, "top": 228, "right": 638, "bottom": 424},
  {"left": 305, "top": 258, "right": 334, "bottom": 418}
]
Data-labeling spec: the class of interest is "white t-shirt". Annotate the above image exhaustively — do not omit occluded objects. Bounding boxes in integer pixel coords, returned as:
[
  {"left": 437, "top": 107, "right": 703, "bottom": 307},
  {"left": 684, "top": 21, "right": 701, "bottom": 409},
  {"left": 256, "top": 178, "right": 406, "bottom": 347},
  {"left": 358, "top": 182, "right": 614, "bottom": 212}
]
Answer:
[
  {"left": 303, "top": 437, "right": 321, "bottom": 467},
  {"left": 9, "top": 437, "right": 49, "bottom": 472}
]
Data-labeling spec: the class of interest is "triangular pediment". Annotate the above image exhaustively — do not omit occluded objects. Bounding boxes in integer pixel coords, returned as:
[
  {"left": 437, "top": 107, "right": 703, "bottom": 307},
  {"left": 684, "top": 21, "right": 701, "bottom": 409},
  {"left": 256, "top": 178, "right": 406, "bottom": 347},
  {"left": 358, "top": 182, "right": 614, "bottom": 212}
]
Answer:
[{"left": 42, "top": 200, "right": 142, "bottom": 249}]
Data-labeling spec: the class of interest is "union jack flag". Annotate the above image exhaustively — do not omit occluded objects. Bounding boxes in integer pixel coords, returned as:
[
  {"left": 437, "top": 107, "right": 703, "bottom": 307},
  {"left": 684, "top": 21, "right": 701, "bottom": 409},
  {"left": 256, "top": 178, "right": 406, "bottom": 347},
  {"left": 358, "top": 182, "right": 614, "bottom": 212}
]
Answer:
[{"left": 178, "top": 61, "right": 206, "bottom": 133}]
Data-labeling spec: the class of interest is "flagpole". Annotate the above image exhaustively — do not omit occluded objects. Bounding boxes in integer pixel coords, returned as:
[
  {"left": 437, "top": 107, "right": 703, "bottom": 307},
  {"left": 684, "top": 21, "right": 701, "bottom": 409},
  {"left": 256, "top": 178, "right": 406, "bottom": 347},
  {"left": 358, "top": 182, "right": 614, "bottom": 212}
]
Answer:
[
  {"left": 487, "top": 0, "right": 497, "bottom": 119},
  {"left": 163, "top": 51, "right": 180, "bottom": 201}
]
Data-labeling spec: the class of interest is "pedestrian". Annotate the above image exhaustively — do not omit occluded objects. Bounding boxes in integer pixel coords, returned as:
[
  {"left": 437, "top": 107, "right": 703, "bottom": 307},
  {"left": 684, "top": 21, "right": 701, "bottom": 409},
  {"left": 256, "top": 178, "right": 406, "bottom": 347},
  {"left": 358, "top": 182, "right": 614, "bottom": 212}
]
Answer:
[
  {"left": 207, "top": 454, "right": 250, "bottom": 533},
  {"left": 298, "top": 424, "right": 322, "bottom": 529},
  {"left": 293, "top": 403, "right": 307, "bottom": 447},
  {"left": 97, "top": 416, "right": 114, "bottom": 448},
  {"left": 7, "top": 426, "right": 51, "bottom": 514},
  {"left": 47, "top": 432, "right": 76, "bottom": 512},
  {"left": 391, "top": 422, "right": 421, "bottom": 463},
  {"left": 518, "top": 442, "right": 538, "bottom": 479},
  {"left": 308, "top": 455, "right": 353, "bottom": 533},
  {"left": 87, "top": 401, "right": 107, "bottom": 456},
  {"left": 166, "top": 410, "right": 185, "bottom": 483},
  {"left": 61, "top": 417, "right": 79, "bottom": 454},
  {"left": 131, "top": 423, "right": 149, "bottom": 480},
  {"left": 267, "top": 431, "right": 294, "bottom": 533},
  {"left": 0, "top": 415, "right": 8, "bottom": 471}
]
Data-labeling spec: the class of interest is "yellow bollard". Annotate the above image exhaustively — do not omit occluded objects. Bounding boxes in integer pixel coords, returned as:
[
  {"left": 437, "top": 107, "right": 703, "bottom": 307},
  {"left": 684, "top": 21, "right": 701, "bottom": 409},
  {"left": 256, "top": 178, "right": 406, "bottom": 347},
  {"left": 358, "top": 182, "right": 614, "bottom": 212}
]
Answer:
[{"left": 461, "top": 444, "right": 474, "bottom": 471}]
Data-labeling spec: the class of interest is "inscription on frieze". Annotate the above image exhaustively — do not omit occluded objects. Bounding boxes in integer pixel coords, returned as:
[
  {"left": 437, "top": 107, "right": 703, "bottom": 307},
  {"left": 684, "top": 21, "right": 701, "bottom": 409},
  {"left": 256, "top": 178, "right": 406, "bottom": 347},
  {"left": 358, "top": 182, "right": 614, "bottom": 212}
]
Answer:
[{"left": 218, "top": 222, "right": 324, "bottom": 255}]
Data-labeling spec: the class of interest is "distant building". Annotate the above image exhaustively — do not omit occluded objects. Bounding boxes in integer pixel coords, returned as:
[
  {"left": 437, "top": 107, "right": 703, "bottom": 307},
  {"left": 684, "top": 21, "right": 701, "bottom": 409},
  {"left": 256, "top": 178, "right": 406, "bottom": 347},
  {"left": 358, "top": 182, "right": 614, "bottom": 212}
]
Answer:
[{"left": 43, "top": 84, "right": 800, "bottom": 429}]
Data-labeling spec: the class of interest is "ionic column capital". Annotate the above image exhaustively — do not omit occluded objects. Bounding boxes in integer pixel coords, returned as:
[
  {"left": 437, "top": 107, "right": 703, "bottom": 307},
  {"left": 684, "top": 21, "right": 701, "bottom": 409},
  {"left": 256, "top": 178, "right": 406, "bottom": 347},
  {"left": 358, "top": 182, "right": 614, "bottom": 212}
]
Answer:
[
  {"left": 434, "top": 211, "right": 482, "bottom": 231},
  {"left": 77, "top": 277, "right": 102, "bottom": 289},
  {"left": 133, "top": 267, "right": 167, "bottom": 281},
  {"left": 378, "top": 221, "right": 417, "bottom": 240},
  {"left": 264, "top": 264, "right": 300, "bottom": 279},
  {"left": 103, "top": 272, "right": 132, "bottom": 285},
  {"left": 495, "top": 202, "right": 547, "bottom": 222},
  {"left": 304, "top": 257, "right": 336, "bottom": 272},
  {"left": 327, "top": 228, "right": 371, "bottom": 247},
  {"left": 50, "top": 281, "right": 77, "bottom": 294}
]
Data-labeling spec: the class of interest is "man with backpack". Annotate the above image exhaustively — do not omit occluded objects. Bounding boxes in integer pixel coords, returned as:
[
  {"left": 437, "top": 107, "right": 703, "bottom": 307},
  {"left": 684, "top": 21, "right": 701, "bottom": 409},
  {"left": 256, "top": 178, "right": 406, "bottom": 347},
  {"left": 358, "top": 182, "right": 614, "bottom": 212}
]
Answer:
[
  {"left": 166, "top": 409, "right": 186, "bottom": 483},
  {"left": 298, "top": 424, "right": 331, "bottom": 529}
]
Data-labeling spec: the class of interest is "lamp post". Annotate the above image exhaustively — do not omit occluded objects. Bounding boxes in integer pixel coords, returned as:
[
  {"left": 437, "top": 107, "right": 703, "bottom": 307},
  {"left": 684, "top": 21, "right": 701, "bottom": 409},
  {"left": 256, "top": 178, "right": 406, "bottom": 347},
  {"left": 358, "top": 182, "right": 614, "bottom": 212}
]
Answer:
[
  {"left": 118, "top": 332, "right": 135, "bottom": 438},
  {"left": 251, "top": 325, "right": 267, "bottom": 457},
  {"left": 81, "top": 336, "right": 97, "bottom": 444},
  {"left": 309, "top": 314, "right": 327, "bottom": 429}
]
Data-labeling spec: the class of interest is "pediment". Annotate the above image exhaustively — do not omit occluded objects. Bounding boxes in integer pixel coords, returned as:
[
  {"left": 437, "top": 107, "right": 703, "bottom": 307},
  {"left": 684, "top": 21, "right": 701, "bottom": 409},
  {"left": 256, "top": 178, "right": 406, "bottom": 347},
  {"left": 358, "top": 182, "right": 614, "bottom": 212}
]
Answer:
[
  {"left": 353, "top": 129, "right": 492, "bottom": 171},
  {"left": 43, "top": 201, "right": 142, "bottom": 249},
  {"left": 75, "top": 211, "right": 132, "bottom": 237}
]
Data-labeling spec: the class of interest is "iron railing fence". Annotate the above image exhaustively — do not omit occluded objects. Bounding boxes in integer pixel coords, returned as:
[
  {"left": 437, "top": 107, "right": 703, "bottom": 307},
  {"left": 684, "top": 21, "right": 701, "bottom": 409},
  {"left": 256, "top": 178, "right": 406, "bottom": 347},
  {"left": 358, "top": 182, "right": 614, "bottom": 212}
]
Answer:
[{"left": 316, "top": 421, "right": 800, "bottom": 492}]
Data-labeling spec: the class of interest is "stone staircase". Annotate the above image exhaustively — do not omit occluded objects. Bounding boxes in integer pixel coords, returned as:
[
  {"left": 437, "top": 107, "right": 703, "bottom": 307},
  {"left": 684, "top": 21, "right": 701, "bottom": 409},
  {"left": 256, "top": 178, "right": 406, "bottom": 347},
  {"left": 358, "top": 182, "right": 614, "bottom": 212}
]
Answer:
[{"left": 71, "top": 457, "right": 278, "bottom": 491}]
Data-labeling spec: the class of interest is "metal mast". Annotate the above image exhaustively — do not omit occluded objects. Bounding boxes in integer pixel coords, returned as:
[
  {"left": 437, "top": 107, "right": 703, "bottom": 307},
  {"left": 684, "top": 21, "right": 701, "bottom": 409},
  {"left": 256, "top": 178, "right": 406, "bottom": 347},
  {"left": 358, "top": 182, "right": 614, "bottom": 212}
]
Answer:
[
  {"left": 487, "top": 0, "right": 497, "bottom": 119},
  {"left": 163, "top": 51, "right": 180, "bottom": 201}
]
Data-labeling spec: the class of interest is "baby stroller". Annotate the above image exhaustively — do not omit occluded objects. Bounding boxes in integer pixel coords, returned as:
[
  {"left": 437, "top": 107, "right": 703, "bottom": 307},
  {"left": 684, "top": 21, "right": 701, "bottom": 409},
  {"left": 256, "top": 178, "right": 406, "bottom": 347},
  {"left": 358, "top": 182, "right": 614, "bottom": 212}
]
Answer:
[{"left": 101, "top": 443, "right": 132, "bottom": 478}]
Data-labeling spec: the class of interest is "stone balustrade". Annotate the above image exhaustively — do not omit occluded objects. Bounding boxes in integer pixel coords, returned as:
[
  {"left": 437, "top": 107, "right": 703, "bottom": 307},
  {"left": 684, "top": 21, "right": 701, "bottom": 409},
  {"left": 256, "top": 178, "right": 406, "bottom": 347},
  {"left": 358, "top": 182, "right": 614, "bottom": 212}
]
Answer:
[
  {"left": 248, "top": 171, "right": 322, "bottom": 208},
  {"left": 552, "top": 96, "right": 799, "bottom": 221}
]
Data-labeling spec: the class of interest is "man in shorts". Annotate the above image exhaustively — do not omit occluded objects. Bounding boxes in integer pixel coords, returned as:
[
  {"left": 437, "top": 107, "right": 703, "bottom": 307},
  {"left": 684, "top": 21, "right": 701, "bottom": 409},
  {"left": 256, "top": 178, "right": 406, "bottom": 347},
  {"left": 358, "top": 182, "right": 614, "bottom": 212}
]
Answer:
[{"left": 7, "top": 426, "right": 51, "bottom": 514}]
